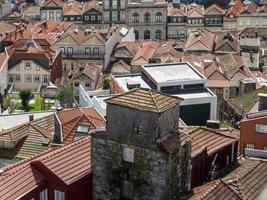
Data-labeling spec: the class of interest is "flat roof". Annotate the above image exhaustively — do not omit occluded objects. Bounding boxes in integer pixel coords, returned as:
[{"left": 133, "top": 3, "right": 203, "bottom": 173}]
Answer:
[
  {"left": 142, "top": 63, "right": 204, "bottom": 83},
  {"left": 0, "top": 111, "right": 54, "bottom": 129},
  {"left": 175, "top": 91, "right": 215, "bottom": 99},
  {"left": 113, "top": 74, "right": 151, "bottom": 92}
]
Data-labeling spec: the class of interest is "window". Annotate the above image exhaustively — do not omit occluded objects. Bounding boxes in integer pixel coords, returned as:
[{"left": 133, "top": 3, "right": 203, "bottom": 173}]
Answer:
[
  {"left": 188, "top": 19, "right": 191, "bottom": 24},
  {"left": 97, "top": 15, "right": 102, "bottom": 21},
  {"left": 104, "top": 0, "right": 109, "bottom": 9},
  {"left": 76, "top": 124, "right": 90, "bottom": 133},
  {"left": 36, "top": 66, "right": 40, "bottom": 71},
  {"left": 43, "top": 75, "right": 49, "bottom": 84},
  {"left": 93, "top": 47, "right": 99, "bottom": 55},
  {"left": 67, "top": 47, "right": 73, "bottom": 55},
  {"left": 49, "top": 11, "right": 54, "bottom": 19},
  {"left": 132, "top": 13, "right": 139, "bottom": 23},
  {"left": 85, "top": 83, "right": 90, "bottom": 87},
  {"left": 25, "top": 74, "right": 32, "bottom": 82},
  {"left": 15, "top": 75, "right": 20, "bottom": 82},
  {"left": 144, "top": 12, "right": 151, "bottom": 23},
  {"left": 25, "top": 63, "right": 31, "bottom": 70},
  {"left": 16, "top": 66, "right": 20, "bottom": 71},
  {"left": 9, "top": 75, "right": 13, "bottom": 82},
  {"left": 246, "top": 143, "right": 254, "bottom": 149},
  {"left": 246, "top": 19, "right": 250, "bottom": 26},
  {"left": 264, "top": 146, "right": 267, "bottom": 151},
  {"left": 91, "top": 15, "right": 95, "bottom": 21},
  {"left": 155, "top": 12, "right": 162, "bottom": 22},
  {"left": 239, "top": 20, "right": 243, "bottom": 26},
  {"left": 123, "top": 147, "right": 134, "bottom": 163},
  {"left": 120, "top": 11, "right": 125, "bottom": 21},
  {"left": 84, "top": 15, "right": 89, "bottom": 21},
  {"left": 134, "top": 30, "right": 139, "bottom": 40},
  {"left": 34, "top": 75, "right": 40, "bottom": 83},
  {"left": 256, "top": 124, "right": 267, "bottom": 133},
  {"left": 77, "top": 16, "right": 81, "bottom": 21},
  {"left": 155, "top": 30, "right": 162, "bottom": 40},
  {"left": 85, "top": 47, "right": 91, "bottom": 55},
  {"left": 74, "top": 82, "right": 79, "bottom": 87},
  {"left": 112, "top": 0, "right": 117, "bottom": 8},
  {"left": 121, "top": 0, "right": 125, "bottom": 8},
  {"left": 132, "top": 124, "right": 143, "bottom": 134},
  {"left": 112, "top": 11, "right": 117, "bottom": 21},
  {"left": 40, "top": 189, "right": 48, "bottom": 200},
  {"left": 70, "top": 17, "right": 74, "bottom": 21},
  {"left": 144, "top": 30, "right": 150, "bottom": 39},
  {"left": 54, "top": 190, "right": 64, "bottom": 200}
]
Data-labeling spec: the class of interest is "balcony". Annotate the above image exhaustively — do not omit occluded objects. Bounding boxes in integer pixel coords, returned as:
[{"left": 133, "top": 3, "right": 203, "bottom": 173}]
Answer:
[
  {"left": 62, "top": 54, "right": 104, "bottom": 59},
  {"left": 245, "top": 148, "right": 267, "bottom": 159}
]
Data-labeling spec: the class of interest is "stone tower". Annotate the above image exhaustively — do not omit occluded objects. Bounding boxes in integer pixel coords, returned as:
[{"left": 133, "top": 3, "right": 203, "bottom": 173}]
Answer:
[{"left": 92, "top": 88, "right": 191, "bottom": 200}]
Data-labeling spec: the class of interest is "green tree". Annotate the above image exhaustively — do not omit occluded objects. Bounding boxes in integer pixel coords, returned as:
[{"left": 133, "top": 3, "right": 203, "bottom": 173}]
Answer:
[
  {"left": 19, "top": 89, "right": 34, "bottom": 111},
  {"left": 103, "top": 78, "right": 110, "bottom": 90},
  {"left": 58, "top": 85, "right": 74, "bottom": 108}
]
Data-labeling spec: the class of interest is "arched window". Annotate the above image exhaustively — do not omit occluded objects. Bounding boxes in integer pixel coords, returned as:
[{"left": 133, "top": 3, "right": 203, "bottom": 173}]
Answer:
[
  {"left": 155, "top": 12, "right": 162, "bottom": 22},
  {"left": 144, "top": 30, "right": 150, "bottom": 39},
  {"left": 155, "top": 30, "right": 162, "bottom": 40},
  {"left": 134, "top": 30, "right": 139, "bottom": 40},
  {"left": 132, "top": 13, "right": 139, "bottom": 23},
  {"left": 144, "top": 12, "right": 151, "bottom": 23}
]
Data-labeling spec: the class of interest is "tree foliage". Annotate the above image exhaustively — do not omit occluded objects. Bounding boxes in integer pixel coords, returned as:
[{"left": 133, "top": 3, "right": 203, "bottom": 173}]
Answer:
[
  {"left": 19, "top": 89, "right": 34, "bottom": 111},
  {"left": 58, "top": 85, "right": 74, "bottom": 108}
]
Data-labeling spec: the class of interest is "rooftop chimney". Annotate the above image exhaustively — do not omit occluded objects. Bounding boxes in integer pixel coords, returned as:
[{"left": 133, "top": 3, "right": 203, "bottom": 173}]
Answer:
[
  {"left": 29, "top": 114, "right": 34, "bottom": 122},
  {"left": 206, "top": 120, "right": 220, "bottom": 129},
  {"left": 258, "top": 93, "right": 267, "bottom": 111}
]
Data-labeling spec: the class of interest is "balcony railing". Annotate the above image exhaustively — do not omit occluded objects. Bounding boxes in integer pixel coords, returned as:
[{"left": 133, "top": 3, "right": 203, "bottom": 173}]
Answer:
[{"left": 245, "top": 148, "right": 267, "bottom": 159}]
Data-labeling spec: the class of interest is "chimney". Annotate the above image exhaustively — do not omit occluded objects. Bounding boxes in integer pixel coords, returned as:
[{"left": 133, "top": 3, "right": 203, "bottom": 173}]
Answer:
[
  {"left": 206, "top": 120, "right": 220, "bottom": 129},
  {"left": 29, "top": 114, "right": 34, "bottom": 122},
  {"left": 258, "top": 93, "right": 267, "bottom": 111}
]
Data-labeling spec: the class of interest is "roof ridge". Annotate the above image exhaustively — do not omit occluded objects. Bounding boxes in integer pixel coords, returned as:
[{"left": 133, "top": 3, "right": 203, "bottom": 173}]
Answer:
[
  {"left": 0, "top": 137, "right": 90, "bottom": 179},
  {"left": 149, "top": 90, "right": 159, "bottom": 111}
]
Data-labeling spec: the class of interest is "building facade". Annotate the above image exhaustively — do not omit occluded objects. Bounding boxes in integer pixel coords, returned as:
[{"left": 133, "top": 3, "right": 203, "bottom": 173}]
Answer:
[
  {"left": 103, "top": 0, "right": 127, "bottom": 25},
  {"left": 127, "top": 0, "right": 167, "bottom": 40},
  {"left": 92, "top": 88, "right": 191, "bottom": 200}
]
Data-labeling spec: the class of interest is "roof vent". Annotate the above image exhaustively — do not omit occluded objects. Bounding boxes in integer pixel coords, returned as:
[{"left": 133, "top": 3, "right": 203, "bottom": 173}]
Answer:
[
  {"left": 126, "top": 79, "right": 141, "bottom": 90},
  {"left": 74, "top": 29, "right": 79, "bottom": 34},
  {"left": 206, "top": 120, "right": 220, "bottom": 129}
]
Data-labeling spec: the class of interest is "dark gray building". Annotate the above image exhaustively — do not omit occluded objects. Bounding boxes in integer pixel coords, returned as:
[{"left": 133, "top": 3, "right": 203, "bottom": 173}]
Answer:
[{"left": 92, "top": 88, "right": 192, "bottom": 200}]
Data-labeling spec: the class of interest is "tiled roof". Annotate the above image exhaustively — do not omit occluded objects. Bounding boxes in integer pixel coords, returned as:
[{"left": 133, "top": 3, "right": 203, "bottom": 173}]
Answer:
[
  {"left": 159, "top": 132, "right": 191, "bottom": 153},
  {"left": 55, "top": 27, "right": 106, "bottom": 45},
  {"left": 227, "top": 87, "right": 267, "bottom": 115},
  {"left": 214, "top": 32, "right": 240, "bottom": 54},
  {"left": 42, "top": 0, "right": 64, "bottom": 7},
  {"left": 0, "top": 115, "right": 54, "bottom": 159},
  {"left": 168, "top": 4, "right": 185, "bottom": 17},
  {"left": 72, "top": 63, "right": 101, "bottom": 82},
  {"left": 204, "top": 3, "right": 225, "bottom": 15},
  {"left": 191, "top": 158, "right": 267, "bottom": 200},
  {"left": 186, "top": 127, "right": 238, "bottom": 156},
  {"left": 63, "top": 1, "right": 83, "bottom": 16},
  {"left": 187, "top": 4, "right": 204, "bottom": 18},
  {"left": 185, "top": 28, "right": 215, "bottom": 51},
  {"left": 0, "top": 137, "right": 91, "bottom": 199},
  {"left": 56, "top": 108, "right": 105, "bottom": 144},
  {"left": 105, "top": 88, "right": 183, "bottom": 113},
  {"left": 83, "top": 0, "right": 102, "bottom": 13}
]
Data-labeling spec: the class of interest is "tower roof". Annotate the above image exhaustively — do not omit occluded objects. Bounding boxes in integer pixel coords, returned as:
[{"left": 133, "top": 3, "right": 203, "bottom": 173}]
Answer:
[{"left": 105, "top": 88, "right": 183, "bottom": 113}]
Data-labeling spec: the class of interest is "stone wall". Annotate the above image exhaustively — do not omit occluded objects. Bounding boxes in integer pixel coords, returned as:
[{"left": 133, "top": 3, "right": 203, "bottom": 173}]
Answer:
[
  {"left": 92, "top": 131, "right": 192, "bottom": 200},
  {"left": 92, "top": 135, "right": 171, "bottom": 200}
]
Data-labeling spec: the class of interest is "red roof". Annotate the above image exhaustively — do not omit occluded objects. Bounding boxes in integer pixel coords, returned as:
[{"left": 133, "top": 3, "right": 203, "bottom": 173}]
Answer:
[{"left": 0, "top": 137, "right": 91, "bottom": 199}]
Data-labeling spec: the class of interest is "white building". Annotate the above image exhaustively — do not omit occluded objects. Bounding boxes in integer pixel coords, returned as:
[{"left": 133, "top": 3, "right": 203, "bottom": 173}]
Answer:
[
  {"left": 0, "top": 52, "right": 9, "bottom": 95},
  {"left": 111, "top": 62, "right": 217, "bottom": 125}
]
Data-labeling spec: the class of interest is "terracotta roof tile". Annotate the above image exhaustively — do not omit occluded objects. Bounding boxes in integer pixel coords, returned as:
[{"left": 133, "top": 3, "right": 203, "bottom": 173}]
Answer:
[
  {"left": 187, "top": 127, "right": 238, "bottom": 156},
  {"left": 105, "top": 88, "right": 183, "bottom": 113},
  {"left": 0, "top": 137, "right": 91, "bottom": 199}
]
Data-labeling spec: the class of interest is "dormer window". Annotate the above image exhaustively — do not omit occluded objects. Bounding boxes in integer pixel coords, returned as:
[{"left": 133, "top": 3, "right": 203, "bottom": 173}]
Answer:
[
  {"left": 133, "top": 124, "right": 143, "bottom": 134},
  {"left": 76, "top": 124, "right": 90, "bottom": 133},
  {"left": 75, "top": 124, "right": 90, "bottom": 141}
]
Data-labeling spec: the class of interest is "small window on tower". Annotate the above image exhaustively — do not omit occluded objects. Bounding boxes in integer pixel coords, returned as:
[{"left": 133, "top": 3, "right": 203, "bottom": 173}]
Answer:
[{"left": 132, "top": 124, "right": 143, "bottom": 134}]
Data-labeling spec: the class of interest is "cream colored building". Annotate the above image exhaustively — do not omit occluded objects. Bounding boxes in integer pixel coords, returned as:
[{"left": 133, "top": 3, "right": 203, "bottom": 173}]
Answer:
[
  {"left": 0, "top": 52, "right": 8, "bottom": 94},
  {"left": 8, "top": 60, "right": 50, "bottom": 91}
]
